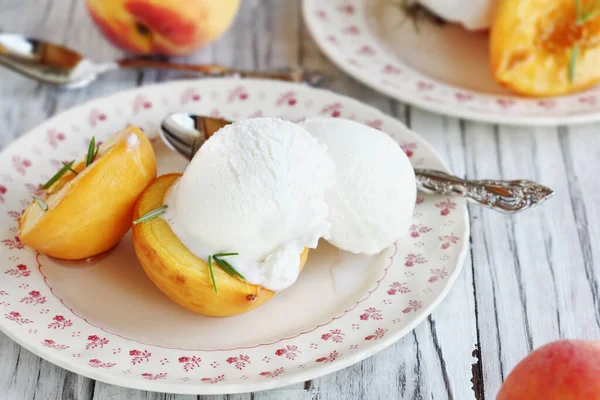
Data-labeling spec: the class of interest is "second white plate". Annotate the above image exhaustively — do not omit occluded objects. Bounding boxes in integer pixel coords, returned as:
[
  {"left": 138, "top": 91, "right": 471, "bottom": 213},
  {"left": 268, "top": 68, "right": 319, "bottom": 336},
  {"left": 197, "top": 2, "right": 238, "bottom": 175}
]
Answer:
[{"left": 303, "top": 0, "right": 600, "bottom": 125}]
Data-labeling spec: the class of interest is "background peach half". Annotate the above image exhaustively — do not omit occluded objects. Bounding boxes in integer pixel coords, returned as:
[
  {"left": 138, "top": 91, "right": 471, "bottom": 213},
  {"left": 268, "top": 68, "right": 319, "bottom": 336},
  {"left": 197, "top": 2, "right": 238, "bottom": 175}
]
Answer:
[
  {"left": 19, "top": 126, "right": 157, "bottom": 260},
  {"left": 85, "top": 0, "right": 241, "bottom": 56},
  {"left": 131, "top": 173, "right": 309, "bottom": 317}
]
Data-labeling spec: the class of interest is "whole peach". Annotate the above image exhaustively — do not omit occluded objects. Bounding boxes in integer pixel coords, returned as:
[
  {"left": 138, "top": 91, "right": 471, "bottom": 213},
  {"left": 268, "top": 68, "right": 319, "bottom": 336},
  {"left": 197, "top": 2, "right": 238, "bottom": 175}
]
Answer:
[
  {"left": 497, "top": 340, "right": 600, "bottom": 400},
  {"left": 85, "top": 0, "right": 240, "bottom": 56}
]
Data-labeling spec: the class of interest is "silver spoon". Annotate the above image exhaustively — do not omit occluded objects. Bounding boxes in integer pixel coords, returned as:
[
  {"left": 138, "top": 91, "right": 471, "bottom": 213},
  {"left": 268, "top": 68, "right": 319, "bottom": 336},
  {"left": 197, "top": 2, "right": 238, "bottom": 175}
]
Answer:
[
  {"left": 0, "top": 33, "right": 323, "bottom": 89},
  {"left": 160, "top": 113, "right": 555, "bottom": 213}
]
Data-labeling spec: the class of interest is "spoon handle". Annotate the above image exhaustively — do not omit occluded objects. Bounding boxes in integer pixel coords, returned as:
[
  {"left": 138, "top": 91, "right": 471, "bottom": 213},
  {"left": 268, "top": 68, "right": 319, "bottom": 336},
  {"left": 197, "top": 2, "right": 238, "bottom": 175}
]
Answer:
[
  {"left": 116, "top": 59, "right": 323, "bottom": 86},
  {"left": 414, "top": 169, "right": 554, "bottom": 213}
]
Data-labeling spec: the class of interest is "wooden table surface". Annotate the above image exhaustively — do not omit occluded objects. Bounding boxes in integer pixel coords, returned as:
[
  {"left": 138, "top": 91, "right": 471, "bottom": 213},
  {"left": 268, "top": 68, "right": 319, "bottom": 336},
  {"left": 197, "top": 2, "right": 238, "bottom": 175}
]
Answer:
[{"left": 1, "top": 1, "right": 599, "bottom": 399}]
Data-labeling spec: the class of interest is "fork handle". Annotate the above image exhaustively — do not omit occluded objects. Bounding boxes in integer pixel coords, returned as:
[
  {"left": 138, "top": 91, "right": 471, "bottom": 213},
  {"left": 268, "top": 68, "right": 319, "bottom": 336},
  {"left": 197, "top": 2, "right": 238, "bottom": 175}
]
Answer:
[{"left": 414, "top": 169, "right": 554, "bottom": 213}]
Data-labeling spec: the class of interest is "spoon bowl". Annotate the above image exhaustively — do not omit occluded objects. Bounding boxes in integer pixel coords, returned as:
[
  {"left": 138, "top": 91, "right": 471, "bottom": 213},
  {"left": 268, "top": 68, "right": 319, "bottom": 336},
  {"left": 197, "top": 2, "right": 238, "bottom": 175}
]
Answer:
[
  {"left": 0, "top": 33, "right": 109, "bottom": 88},
  {"left": 161, "top": 114, "right": 230, "bottom": 160}
]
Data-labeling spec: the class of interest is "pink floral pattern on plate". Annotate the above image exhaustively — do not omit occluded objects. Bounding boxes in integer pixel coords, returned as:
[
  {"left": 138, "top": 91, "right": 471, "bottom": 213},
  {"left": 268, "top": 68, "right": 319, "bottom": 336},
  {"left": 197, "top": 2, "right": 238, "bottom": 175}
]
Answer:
[{"left": 0, "top": 78, "right": 468, "bottom": 395}]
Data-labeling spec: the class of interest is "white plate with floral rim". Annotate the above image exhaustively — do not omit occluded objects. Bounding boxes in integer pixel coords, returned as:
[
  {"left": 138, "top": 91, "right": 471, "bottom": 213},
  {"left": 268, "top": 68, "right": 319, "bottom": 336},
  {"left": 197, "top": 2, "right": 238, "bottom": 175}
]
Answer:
[
  {"left": 0, "top": 78, "right": 468, "bottom": 395},
  {"left": 303, "top": 0, "right": 600, "bottom": 126}
]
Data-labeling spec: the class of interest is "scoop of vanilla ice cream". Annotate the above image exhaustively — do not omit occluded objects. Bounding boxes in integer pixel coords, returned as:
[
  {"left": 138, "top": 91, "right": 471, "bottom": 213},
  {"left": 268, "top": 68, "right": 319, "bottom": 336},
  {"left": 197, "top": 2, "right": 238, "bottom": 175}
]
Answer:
[
  {"left": 417, "top": 0, "right": 497, "bottom": 31},
  {"left": 301, "top": 118, "right": 416, "bottom": 255},
  {"left": 163, "top": 118, "right": 335, "bottom": 291}
]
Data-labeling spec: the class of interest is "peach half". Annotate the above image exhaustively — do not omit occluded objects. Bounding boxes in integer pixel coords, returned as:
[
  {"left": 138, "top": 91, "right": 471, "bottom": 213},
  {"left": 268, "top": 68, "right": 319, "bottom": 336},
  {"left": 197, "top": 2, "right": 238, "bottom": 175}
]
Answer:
[
  {"left": 131, "top": 174, "right": 309, "bottom": 317},
  {"left": 19, "top": 126, "right": 156, "bottom": 260}
]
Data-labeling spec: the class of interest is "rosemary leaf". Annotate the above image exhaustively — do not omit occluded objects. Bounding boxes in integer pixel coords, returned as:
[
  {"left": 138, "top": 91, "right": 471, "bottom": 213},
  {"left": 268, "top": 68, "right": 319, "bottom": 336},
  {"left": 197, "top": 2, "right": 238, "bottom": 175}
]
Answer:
[
  {"left": 86, "top": 137, "right": 96, "bottom": 167},
  {"left": 62, "top": 161, "right": 78, "bottom": 175},
  {"left": 577, "top": 0, "right": 600, "bottom": 24},
  {"left": 208, "top": 255, "right": 218, "bottom": 294},
  {"left": 580, "top": 9, "right": 600, "bottom": 24},
  {"left": 41, "top": 161, "right": 74, "bottom": 189},
  {"left": 220, "top": 259, "right": 246, "bottom": 280},
  {"left": 569, "top": 46, "right": 578, "bottom": 83},
  {"left": 132, "top": 205, "right": 168, "bottom": 225},
  {"left": 214, "top": 256, "right": 246, "bottom": 280},
  {"left": 213, "top": 257, "right": 236, "bottom": 277},
  {"left": 213, "top": 252, "right": 239, "bottom": 257},
  {"left": 32, "top": 196, "right": 48, "bottom": 211},
  {"left": 571, "top": 0, "right": 600, "bottom": 82}
]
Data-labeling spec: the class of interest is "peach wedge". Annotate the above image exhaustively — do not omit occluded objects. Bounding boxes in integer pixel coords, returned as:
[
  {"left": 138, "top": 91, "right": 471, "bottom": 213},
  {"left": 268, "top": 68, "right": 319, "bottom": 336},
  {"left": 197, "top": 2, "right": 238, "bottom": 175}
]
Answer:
[
  {"left": 19, "top": 126, "right": 157, "bottom": 260},
  {"left": 132, "top": 174, "right": 309, "bottom": 317}
]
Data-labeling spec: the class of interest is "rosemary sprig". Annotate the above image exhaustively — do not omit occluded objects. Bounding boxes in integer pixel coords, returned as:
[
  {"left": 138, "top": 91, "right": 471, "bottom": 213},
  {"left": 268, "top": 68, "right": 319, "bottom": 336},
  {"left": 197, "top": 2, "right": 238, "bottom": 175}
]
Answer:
[
  {"left": 208, "top": 255, "right": 218, "bottom": 294},
  {"left": 86, "top": 137, "right": 97, "bottom": 167},
  {"left": 569, "top": 47, "right": 579, "bottom": 83},
  {"left": 41, "top": 161, "right": 75, "bottom": 189},
  {"left": 207, "top": 253, "right": 244, "bottom": 294},
  {"left": 578, "top": 0, "right": 600, "bottom": 24},
  {"left": 39, "top": 137, "right": 98, "bottom": 192},
  {"left": 213, "top": 256, "right": 246, "bottom": 280},
  {"left": 570, "top": 0, "right": 600, "bottom": 82},
  {"left": 132, "top": 205, "right": 168, "bottom": 225},
  {"left": 32, "top": 195, "right": 48, "bottom": 211},
  {"left": 396, "top": 0, "right": 445, "bottom": 33},
  {"left": 62, "top": 161, "right": 78, "bottom": 175},
  {"left": 580, "top": 9, "right": 600, "bottom": 23}
]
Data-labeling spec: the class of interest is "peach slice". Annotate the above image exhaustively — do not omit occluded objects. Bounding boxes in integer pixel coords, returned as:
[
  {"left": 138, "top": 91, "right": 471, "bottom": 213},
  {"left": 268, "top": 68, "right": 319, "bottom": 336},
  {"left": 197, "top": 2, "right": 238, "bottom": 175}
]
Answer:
[
  {"left": 491, "top": 0, "right": 600, "bottom": 96},
  {"left": 131, "top": 174, "right": 309, "bottom": 317},
  {"left": 19, "top": 126, "right": 156, "bottom": 260}
]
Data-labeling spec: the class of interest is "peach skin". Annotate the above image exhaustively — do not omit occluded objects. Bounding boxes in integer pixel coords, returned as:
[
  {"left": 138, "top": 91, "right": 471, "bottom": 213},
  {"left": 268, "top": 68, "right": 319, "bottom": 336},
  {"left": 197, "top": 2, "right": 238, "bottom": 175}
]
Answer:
[
  {"left": 131, "top": 174, "right": 309, "bottom": 317},
  {"left": 497, "top": 340, "right": 600, "bottom": 400},
  {"left": 86, "top": 0, "right": 240, "bottom": 56},
  {"left": 18, "top": 126, "right": 156, "bottom": 260}
]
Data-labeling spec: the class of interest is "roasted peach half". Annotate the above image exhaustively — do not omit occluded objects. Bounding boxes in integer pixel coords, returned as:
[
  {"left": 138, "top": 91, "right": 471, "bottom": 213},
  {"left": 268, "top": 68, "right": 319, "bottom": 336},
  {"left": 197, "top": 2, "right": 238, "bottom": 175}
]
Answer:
[
  {"left": 19, "top": 126, "right": 156, "bottom": 260},
  {"left": 132, "top": 174, "right": 309, "bottom": 317},
  {"left": 491, "top": 0, "right": 600, "bottom": 96}
]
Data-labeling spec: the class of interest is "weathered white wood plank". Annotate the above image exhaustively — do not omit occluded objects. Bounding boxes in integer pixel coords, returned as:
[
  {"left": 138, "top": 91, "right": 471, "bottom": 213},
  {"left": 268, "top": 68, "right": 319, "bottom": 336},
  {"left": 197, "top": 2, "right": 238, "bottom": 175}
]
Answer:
[
  {"left": 559, "top": 124, "right": 600, "bottom": 337},
  {"left": 34, "top": 359, "right": 95, "bottom": 400},
  {"left": 93, "top": 381, "right": 195, "bottom": 400},
  {"left": 409, "top": 108, "right": 480, "bottom": 400},
  {"left": 496, "top": 125, "right": 600, "bottom": 341},
  {"left": 463, "top": 121, "right": 534, "bottom": 398},
  {"left": 464, "top": 122, "right": 600, "bottom": 399},
  {"left": 0, "top": 332, "right": 40, "bottom": 400},
  {"left": 0, "top": 0, "right": 55, "bottom": 149}
]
